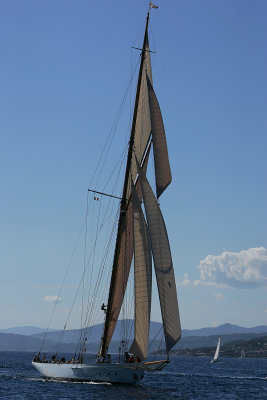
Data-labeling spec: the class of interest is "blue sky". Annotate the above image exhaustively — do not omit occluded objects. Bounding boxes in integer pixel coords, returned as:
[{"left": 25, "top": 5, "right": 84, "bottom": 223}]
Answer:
[{"left": 0, "top": 0, "right": 266, "bottom": 331}]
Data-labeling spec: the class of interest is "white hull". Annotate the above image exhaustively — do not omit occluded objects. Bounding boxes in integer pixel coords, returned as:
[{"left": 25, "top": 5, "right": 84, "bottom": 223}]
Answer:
[{"left": 32, "top": 362, "right": 145, "bottom": 384}]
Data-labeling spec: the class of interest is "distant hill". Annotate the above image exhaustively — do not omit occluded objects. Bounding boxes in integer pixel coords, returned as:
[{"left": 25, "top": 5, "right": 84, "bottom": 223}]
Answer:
[
  {"left": 0, "top": 326, "right": 59, "bottom": 336},
  {"left": 171, "top": 335, "right": 267, "bottom": 358},
  {"left": 0, "top": 321, "right": 266, "bottom": 353},
  {"left": 30, "top": 320, "right": 167, "bottom": 344},
  {"left": 29, "top": 321, "right": 267, "bottom": 343},
  {"left": 0, "top": 332, "right": 76, "bottom": 353},
  {"left": 182, "top": 323, "right": 267, "bottom": 337},
  {"left": 173, "top": 331, "right": 267, "bottom": 350}
]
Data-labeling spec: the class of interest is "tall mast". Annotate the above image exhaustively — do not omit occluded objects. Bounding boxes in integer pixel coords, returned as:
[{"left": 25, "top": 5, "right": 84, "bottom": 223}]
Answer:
[{"left": 100, "top": 12, "right": 150, "bottom": 357}]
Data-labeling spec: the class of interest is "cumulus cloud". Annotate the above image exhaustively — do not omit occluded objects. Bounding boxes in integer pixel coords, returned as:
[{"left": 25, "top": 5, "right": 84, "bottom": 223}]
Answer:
[
  {"left": 177, "top": 273, "right": 191, "bottom": 287},
  {"left": 195, "top": 247, "right": 267, "bottom": 289},
  {"left": 44, "top": 295, "right": 62, "bottom": 303}
]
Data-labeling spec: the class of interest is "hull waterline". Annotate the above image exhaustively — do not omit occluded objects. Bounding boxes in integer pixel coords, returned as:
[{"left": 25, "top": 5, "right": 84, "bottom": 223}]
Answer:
[{"left": 32, "top": 362, "right": 145, "bottom": 384}]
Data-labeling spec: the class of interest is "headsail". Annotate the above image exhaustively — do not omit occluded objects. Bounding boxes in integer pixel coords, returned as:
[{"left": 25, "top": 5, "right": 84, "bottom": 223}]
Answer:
[
  {"left": 129, "top": 181, "right": 152, "bottom": 360},
  {"left": 137, "top": 161, "right": 181, "bottom": 351}
]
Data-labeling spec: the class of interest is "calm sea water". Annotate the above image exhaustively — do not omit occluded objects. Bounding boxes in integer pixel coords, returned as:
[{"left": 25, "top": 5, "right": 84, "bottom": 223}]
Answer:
[{"left": 0, "top": 351, "right": 266, "bottom": 399}]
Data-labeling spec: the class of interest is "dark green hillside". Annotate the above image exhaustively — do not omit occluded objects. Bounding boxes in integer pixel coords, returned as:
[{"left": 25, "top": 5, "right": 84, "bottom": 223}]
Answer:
[{"left": 170, "top": 336, "right": 267, "bottom": 358}]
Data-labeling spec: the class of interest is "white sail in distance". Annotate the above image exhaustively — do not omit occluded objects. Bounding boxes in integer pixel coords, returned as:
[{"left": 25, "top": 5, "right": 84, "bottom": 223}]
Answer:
[{"left": 213, "top": 337, "right": 221, "bottom": 361}]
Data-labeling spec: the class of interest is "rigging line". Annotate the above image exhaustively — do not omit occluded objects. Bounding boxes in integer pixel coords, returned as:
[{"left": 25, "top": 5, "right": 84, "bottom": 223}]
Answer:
[
  {"left": 85, "top": 144, "right": 127, "bottom": 318},
  {"left": 148, "top": 19, "right": 157, "bottom": 62},
  {"left": 87, "top": 151, "right": 126, "bottom": 296},
  {"left": 75, "top": 82, "right": 131, "bottom": 325},
  {"left": 82, "top": 239, "right": 114, "bottom": 339},
  {"left": 82, "top": 252, "right": 115, "bottom": 348},
  {"left": 83, "top": 179, "right": 121, "bottom": 332},
  {"left": 128, "top": 268, "right": 135, "bottom": 342},
  {"left": 81, "top": 192, "right": 90, "bottom": 331},
  {"left": 154, "top": 331, "right": 165, "bottom": 361},
  {"left": 125, "top": 259, "right": 133, "bottom": 344},
  {"left": 39, "top": 28, "right": 139, "bottom": 357},
  {"left": 52, "top": 50, "right": 139, "bottom": 356},
  {"left": 91, "top": 193, "right": 119, "bottom": 297},
  {"left": 82, "top": 158, "right": 125, "bottom": 340},
  {"left": 90, "top": 57, "right": 140, "bottom": 193},
  {"left": 39, "top": 211, "right": 88, "bottom": 353},
  {"left": 88, "top": 189, "right": 122, "bottom": 200},
  {"left": 76, "top": 192, "right": 97, "bottom": 356},
  {"left": 130, "top": 48, "right": 133, "bottom": 137},
  {"left": 62, "top": 190, "right": 120, "bottom": 350},
  {"left": 87, "top": 200, "right": 117, "bottom": 303},
  {"left": 148, "top": 324, "right": 163, "bottom": 354},
  {"left": 100, "top": 141, "right": 128, "bottom": 196},
  {"left": 132, "top": 46, "right": 156, "bottom": 54},
  {"left": 82, "top": 193, "right": 103, "bottom": 335},
  {"left": 86, "top": 199, "right": 117, "bottom": 304}
]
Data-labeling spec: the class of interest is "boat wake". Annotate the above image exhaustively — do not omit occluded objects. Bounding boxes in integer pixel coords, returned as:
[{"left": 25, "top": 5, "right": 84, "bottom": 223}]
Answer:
[{"left": 28, "top": 377, "right": 112, "bottom": 385}]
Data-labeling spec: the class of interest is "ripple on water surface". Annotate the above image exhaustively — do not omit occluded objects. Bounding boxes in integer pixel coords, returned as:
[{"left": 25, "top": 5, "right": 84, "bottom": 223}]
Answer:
[{"left": 0, "top": 352, "right": 266, "bottom": 399}]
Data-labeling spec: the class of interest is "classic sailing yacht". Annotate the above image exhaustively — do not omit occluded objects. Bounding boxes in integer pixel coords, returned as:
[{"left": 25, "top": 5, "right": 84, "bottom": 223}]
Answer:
[
  {"left": 33, "top": 7, "right": 181, "bottom": 384},
  {"left": 210, "top": 336, "right": 221, "bottom": 363}
]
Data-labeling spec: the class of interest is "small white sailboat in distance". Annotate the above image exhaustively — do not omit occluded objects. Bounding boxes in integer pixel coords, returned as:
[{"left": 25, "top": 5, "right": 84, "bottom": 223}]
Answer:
[
  {"left": 239, "top": 349, "right": 246, "bottom": 359},
  {"left": 210, "top": 336, "right": 221, "bottom": 363}
]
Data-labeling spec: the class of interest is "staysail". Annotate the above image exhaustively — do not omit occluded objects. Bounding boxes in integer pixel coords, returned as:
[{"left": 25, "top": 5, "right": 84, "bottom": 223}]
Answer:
[
  {"left": 129, "top": 181, "right": 152, "bottom": 360},
  {"left": 138, "top": 161, "right": 181, "bottom": 351},
  {"left": 147, "top": 76, "right": 172, "bottom": 198}
]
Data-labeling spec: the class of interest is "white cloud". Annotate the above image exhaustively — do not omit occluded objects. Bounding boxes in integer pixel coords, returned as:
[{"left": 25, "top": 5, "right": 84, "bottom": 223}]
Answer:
[
  {"left": 213, "top": 292, "right": 223, "bottom": 300},
  {"left": 44, "top": 295, "right": 62, "bottom": 303},
  {"left": 195, "top": 247, "right": 267, "bottom": 289},
  {"left": 177, "top": 273, "right": 191, "bottom": 286}
]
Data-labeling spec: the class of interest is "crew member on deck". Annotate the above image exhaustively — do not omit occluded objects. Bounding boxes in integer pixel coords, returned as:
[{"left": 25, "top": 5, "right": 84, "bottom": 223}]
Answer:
[{"left": 129, "top": 354, "right": 135, "bottom": 363}]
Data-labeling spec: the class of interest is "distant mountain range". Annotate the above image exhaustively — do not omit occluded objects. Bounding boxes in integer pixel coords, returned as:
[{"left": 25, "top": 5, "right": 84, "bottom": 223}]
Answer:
[
  {"left": 182, "top": 323, "right": 267, "bottom": 336},
  {"left": 0, "top": 326, "right": 58, "bottom": 336},
  {"left": 0, "top": 322, "right": 266, "bottom": 353},
  {"left": 1, "top": 322, "right": 266, "bottom": 338}
]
